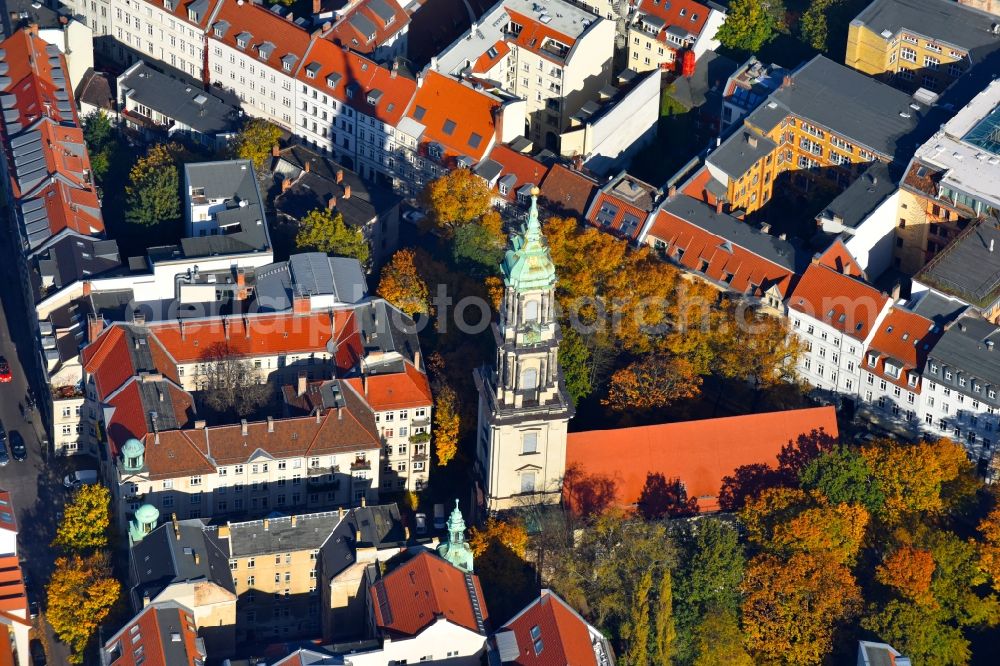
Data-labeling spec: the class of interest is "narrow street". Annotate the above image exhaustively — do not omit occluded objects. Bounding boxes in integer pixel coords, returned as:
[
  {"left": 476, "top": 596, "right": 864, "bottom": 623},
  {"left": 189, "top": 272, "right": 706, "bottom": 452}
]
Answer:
[{"left": 0, "top": 230, "right": 76, "bottom": 664}]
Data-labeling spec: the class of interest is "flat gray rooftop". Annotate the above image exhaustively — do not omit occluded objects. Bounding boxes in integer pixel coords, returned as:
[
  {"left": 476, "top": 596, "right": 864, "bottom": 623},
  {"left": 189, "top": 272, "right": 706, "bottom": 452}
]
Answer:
[
  {"left": 853, "top": 0, "right": 1000, "bottom": 58},
  {"left": 916, "top": 223, "right": 1000, "bottom": 308}
]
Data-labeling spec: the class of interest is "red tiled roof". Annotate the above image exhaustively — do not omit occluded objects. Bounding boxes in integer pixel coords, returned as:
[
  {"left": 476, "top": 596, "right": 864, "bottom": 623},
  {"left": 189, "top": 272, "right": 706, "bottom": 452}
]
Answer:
[
  {"left": 506, "top": 9, "right": 577, "bottom": 64},
  {"left": 486, "top": 145, "right": 549, "bottom": 202},
  {"left": 296, "top": 38, "right": 415, "bottom": 126},
  {"left": 39, "top": 180, "right": 105, "bottom": 242},
  {"left": 210, "top": 1, "right": 312, "bottom": 75},
  {"left": 501, "top": 589, "right": 599, "bottom": 666},
  {"left": 105, "top": 379, "right": 195, "bottom": 457},
  {"left": 0, "top": 556, "right": 28, "bottom": 619},
  {"left": 0, "top": 632, "right": 12, "bottom": 666},
  {"left": 0, "top": 29, "right": 77, "bottom": 128},
  {"left": 141, "top": 0, "right": 223, "bottom": 30},
  {"left": 680, "top": 166, "right": 720, "bottom": 206},
  {"left": 473, "top": 40, "right": 510, "bottom": 74},
  {"left": 539, "top": 164, "right": 598, "bottom": 218},
  {"left": 103, "top": 603, "right": 203, "bottom": 666},
  {"left": 862, "top": 307, "right": 938, "bottom": 391},
  {"left": 565, "top": 407, "right": 839, "bottom": 513},
  {"left": 372, "top": 551, "right": 487, "bottom": 637},
  {"left": 789, "top": 264, "right": 890, "bottom": 341},
  {"left": 408, "top": 71, "right": 500, "bottom": 163},
  {"left": 646, "top": 208, "right": 796, "bottom": 298},
  {"left": 815, "top": 239, "right": 864, "bottom": 278},
  {"left": 344, "top": 361, "right": 432, "bottom": 411},
  {"left": 326, "top": 0, "right": 410, "bottom": 56},
  {"left": 635, "top": 0, "right": 712, "bottom": 44},
  {"left": 586, "top": 192, "right": 648, "bottom": 241}
]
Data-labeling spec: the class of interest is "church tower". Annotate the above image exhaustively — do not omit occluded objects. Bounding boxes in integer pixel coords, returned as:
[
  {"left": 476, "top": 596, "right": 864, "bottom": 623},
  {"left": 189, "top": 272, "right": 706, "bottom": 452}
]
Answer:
[{"left": 473, "top": 187, "right": 574, "bottom": 513}]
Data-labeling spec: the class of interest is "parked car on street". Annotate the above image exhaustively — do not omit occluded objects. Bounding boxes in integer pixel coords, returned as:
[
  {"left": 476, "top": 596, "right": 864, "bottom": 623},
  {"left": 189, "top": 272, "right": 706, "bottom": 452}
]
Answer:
[
  {"left": 9, "top": 431, "right": 26, "bottom": 462},
  {"left": 414, "top": 513, "right": 427, "bottom": 535},
  {"left": 0, "top": 357, "right": 11, "bottom": 383},
  {"left": 403, "top": 209, "right": 426, "bottom": 224},
  {"left": 433, "top": 504, "right": 446, "bottom": 530}
]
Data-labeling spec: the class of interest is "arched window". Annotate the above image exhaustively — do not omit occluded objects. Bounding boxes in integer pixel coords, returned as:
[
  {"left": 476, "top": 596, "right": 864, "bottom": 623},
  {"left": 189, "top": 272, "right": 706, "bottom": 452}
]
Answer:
[
  {"left": 521, "top": 368, "right": 538, "bottom": 390},
  {"left": 523, "top": 299, "right": 539, "bottom": 323}
]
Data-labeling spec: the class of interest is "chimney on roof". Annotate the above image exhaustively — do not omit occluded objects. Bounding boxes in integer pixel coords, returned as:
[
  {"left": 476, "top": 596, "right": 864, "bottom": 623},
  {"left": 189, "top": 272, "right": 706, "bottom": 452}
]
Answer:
[
  {"left": 891, "top": 283, "right": 902, "bottom": 300},
  {"left": 193, "top": 551, "right": 200, "bottom": 565},
  {"left": 746, "top": 133, "right": 758, "bottom": 148},
  {"left": 194, "top": 419, "right": 206, "bottom": 429},
  {"left": 263, "top": 518, "right": 270, "bottom": 531},
  {"left": 404, "top": 526, "right": 410, "bottom": 540},
  {"left": 87, "top": 314, "right": 104, "bottom": 343},
  {"left": 429, "top": 56, "right": 438, "bottom": 72},
  {"left": 338, "top": 506, "right": 345, "bottom": 519},
  {"left": 218, "top": 523, "right": 231, "bottom": 539},
  {"left": 988, "top": 340, "right": 995, "bottom": 351},
  {"left": 267, "top": 416, "right": 274, "bottom": 433},
  {"left": 282, "top": 178, "right": 293, "bottom": 193},
  {"left": 338, "top": 406, "right": 343, "bottom": 420},
  {"left": 992, "top": 239, "right": 995, "bottom": 253},
  {"left": 82, "top": 280, "right": 92, "bottom": 297},
  {"left": 781, "top": 74, "right": 794, "bottom": 88},
  {"left": 172, "top": 512, "right": 180, "bottom": 540},
  {"left": 360, "top": 495, "right": 366, "bottom": 508},
  {"left": 298, "top": 372, "right": 308, "bottom": 397},
  {"left": 355, "top": 528, "right": 362, "bottom": 542},
  {"left": 313, "top": 0, "right": 321, "bottom": 15},
  {"left": 142, "top": 591, "right": 151, "bottom": 608},
  {"left": 336, "top": 169, "right": 344, "bottom": 184},
  {"left": 291, "top": 514, "right": 297, "bottom": 527},
  {"left": 304, "top": 160, "right": 311, "bottom": 173},
  {"left": 271, "top": 143, "right": 280, "bottom": 158},
  {"left": 241, "top": 419, "right": 248, "bottom": 436},
  {"left": 414, "top": 349, "right": 422, "bottom": 371},
  {"left": 362, "top": 373, "right": 368, "bottom": 396},
  {"left": 327, "top": 195, "right": 337, "bottom": 210},
  {"left": 391, "top": 62, "right": 399, "bottom": 79},
  {"left": 236, "top": 269, "right": 248, "bottom": 300},
  {"left": 315, "top": 409, "right": 322, "bottom": 424},
  {"left": 27, "top": 23, "right": 39, "bottom": 36},
  {"left": 715, "top": 200, "right": 724, "bottom": 214},
  {"left": 343, "top": 184, "right": 351, "bottom": 199},
  {"left": 668, "top": 184, "right": 677, "bottom": 197},
  {"left": 761, "top": 223, "right": 771, "bottom": 234}
]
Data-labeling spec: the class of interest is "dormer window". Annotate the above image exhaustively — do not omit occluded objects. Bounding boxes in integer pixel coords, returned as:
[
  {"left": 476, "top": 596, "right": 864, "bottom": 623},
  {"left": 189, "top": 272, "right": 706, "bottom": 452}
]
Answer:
[
  {"left": 868, "top": 353, "right": 878, "bottom": 366},
  {"left": 908, "top": 373, "right": 918, "bottom": 387},
  {"left": 163, "top": 0, "right": 173, "bottom": 10},
  {"left": 385, "top": 14, "right": 394, "bottom": 27},
  {"left": 679, "top": 8, "right": 686, "bottom": 15},
  {"left": 283, "top": 61, "right": 291, "bottom": 71},
  {"left": 428, "top": 143, "right": 443, "bottom": 160},
  {"left": 306, "top": 69, "right": 315, "bottom": 78},
  {"left": 214, "top": 27, "right": 223, "bottom": 37},
  {"left": 187, "top": 9, "right": 198, "bottom": 21}
]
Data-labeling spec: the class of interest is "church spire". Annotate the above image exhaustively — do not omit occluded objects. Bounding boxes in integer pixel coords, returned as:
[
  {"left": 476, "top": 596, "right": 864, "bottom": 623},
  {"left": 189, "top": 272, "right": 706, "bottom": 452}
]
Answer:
[
  {"left": 524, "top": 186, "right": 542, "bottom": 243},
  {"left": 437, "top": 499, "right": 474, "bottom": 572},
  {"left": 501, "top": 187, "right": 556, "bottom": 293}
]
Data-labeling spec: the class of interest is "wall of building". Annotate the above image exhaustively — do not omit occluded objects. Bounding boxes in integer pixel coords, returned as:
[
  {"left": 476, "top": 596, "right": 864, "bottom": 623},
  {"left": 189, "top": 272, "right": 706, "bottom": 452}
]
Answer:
[
  {"left": 342, "top": 618, "right": 486, "bottom": 666},
  {"left": 151, "top": 581, "right": 237, "bottom": 658},
  {"left": 842, "top": 190, "right": 900, "bottom": 278},
  {"left": 845, "top": 24, "right": 969, "bottom": 91},
  {"left": 692, "top": 8, "right": 725, "bottom": 58}
]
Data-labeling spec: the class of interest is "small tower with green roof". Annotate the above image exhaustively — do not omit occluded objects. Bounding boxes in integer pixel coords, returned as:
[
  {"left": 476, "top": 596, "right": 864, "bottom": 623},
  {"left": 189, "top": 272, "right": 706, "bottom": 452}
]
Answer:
[
  {"left": 473, "top": 187, "right": 574, "bottom": 512},
  {"left": 121, "top": 437, "right": 145, "bottom": 473},
  {"left": 437, "top": 499, "right": 474, "bottom": 572},
  {"left": 129, "top": 503, "right": 160, "bottom": 544}
]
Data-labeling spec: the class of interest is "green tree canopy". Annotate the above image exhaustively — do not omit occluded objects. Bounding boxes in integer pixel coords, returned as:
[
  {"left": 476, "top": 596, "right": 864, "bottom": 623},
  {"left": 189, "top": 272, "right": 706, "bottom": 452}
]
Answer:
[
  {"left": 451, "top": 221, "right": 504, "bottom": 276},
  {"left": 715, "top": 0, "right": 780, "bottom": 52},
  {"left": 295, "top": 208, "right": 370, "bottom": 266},
  {"left": 125, "top": 142, "right": 181, "bottom": 227},
  {"left": 799, "top": 445, "right": 885, "bottom": 514}
]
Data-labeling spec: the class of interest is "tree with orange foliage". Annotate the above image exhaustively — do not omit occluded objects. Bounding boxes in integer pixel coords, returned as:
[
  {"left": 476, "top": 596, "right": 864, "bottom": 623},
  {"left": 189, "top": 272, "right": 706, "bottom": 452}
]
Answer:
[
  {"left": 711, "top": 302, "right": 802, "bottom": 395},
  {"left": 741, "top": 551, "right": 862, "bottom": 665},
  {"left": 377, "top": 249, "right": 430, "bottom": 316},
  {"left": 773, "top": 501, "right": 869, "bottom": 565},
  {"left": 861, "top": 437, "right": 973, "bottom": 522},
  {"left": 433, "top": 385, "right": 460, "bottom": 466},
  {"left": 470, "top": 517, "right": 529, "bottom": 558},
  {"left": 421, "top": 168, "right": 492, "bottom": 236},
  {"left": 877, "top": 545, "right": 936, "bottom": 604},
  {"left": 484, "top": 275, "right": 504, "bottom": 311},
  {"left": 979, "top": 504, "right": 1000, "bottom": 592},
  {"left": 470, "top": 517, "right": 535, "bottom": 625},
  {"left": 603, "top": 354, "right": 701, "bottom": 411},
  {"left": 741, "top": 487, "right": 810, "bottom": 545}
]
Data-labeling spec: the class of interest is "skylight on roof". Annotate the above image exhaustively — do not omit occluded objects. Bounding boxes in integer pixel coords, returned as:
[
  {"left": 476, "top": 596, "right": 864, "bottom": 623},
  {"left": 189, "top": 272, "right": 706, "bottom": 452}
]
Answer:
[
  {"left": 963, "top": 105, "right": 1000, "bottom": 156},
  {"left": 468, "top": 132, "right": 482, "bottom": 148},
  {"left": 413, "top": 105, "right": 426, "bottom": 121},
  {"left": 442, "top": 119, "right": 457, "bottom": 135}
]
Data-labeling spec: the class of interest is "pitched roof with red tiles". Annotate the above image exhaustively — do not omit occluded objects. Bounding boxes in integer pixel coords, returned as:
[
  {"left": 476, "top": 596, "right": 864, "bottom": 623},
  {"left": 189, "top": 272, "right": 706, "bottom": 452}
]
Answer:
[
  {"left": 472, "top": 40, "right": 510, "bottom": 75},
  {"left": 141, "top": 0, "right": 223, "bottom": 30},
  {"left": 789, "top": 264, "right": 890, "bottom": 341},
  {"left": 82, "top": 325, "right": 180, "bottom": 400},
  {"left": 539, "top": 164, "right": 599, "bottom": 218},
  {"left": 680, "top": 165, "right": 721, "bottom": 206},
  {"left": 862, "top": 307, "right": 939, "bottom": 391},
  {"left": 105, "top": 379, "right": 195, "bottom": 457},
  {"left": 101, "top": 601, "right": 204, "bottom": 666},
  {"left": 408, "top": 71, "right": 500, "bottom": 163},
  {"left": 486, "top": 145, "right": 549, "bottom": 202},
  {"left": 499, "top": 589, "right": 605, "bottom": 666},
  {"left": 0, "top": 29, "right": 77, "bottom": 128},
  {"left": 647, "top": 208, "right": 797, "bottom": 298},
  {"left": 815, "top": 238, "right": 865, "bottom": 278},
  {"left": 565, "top": 407, "right": 839, "bottom": 513},
  {"left": 326, "top": 0, "right": 410, "bottom": 56},
  {"left": 38, "top": 180, "right": 105, "bottom": 240},
  {"left": 585, "top": 173, "right": 659, "bottom": 242},
  {"left": 371, "top": 550, "right": 488, "bottom": 638},
  {"left": 634, "top": 0, "right": 713, "bottom": 46},
  {"left": 344, "top": 360, "right": 432, "bottom": 411},
  {"left": 210, "top": 0, "right": 313, "bottom": 76},
  {"left": 0, "top": 556, "right": 28, "bottom": 619},
  {"left": 295, "top": 38, "right": 415, "bottom": 126}
]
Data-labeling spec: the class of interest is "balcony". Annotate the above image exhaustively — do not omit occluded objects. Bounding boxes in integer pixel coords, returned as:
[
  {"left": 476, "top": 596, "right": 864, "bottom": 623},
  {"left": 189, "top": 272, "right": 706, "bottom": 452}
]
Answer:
[
  {"left": 350, "top": 459, "right": 371, "bottom": 471},
  {"left": 51, "top": 384, "right": 84, "bottom": 400},
  {"left": 307, "top": 465, "right": 339, "bottom": 477}
]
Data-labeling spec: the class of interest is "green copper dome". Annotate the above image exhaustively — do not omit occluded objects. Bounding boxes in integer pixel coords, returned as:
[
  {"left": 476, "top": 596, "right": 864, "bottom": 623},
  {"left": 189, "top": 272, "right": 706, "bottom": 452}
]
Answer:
[
  {"left": 437, "top": 499, "right": 474, "bottom": 573},
  {"left": 501, "top": 187, "right": 557, "bottom": 292},
  {"left": 122, "top": 438, "right": 145, "bottom": 458},
  {"left": 135, "top": 504, "right": 159, "bottom": 524},
  {"left": 129, "top": 503, "right": 160, "bottom": 544}
]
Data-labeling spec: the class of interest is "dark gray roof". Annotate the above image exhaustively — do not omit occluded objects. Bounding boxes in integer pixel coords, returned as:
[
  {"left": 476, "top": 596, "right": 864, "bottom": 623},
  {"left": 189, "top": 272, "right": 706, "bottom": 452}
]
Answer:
[
  {"left": 357, "top": 300, "right": 420, "bottom": 371},
  {"left": 668, "top": 50, "right": 738, "bottom": 110},
  {"left": 820, "top": 162, "right": 899, "bottom": 229},
  {"left": 253, "top": 253, "right": 368, "bottom": 311},
  {"left": 349, "top": 13, "right": 378, "bottom": 40},
  {"left": 118, "top": 63, "right": 241, "bottom": 135},
  {"left": 31, "top": 234, "right": 121, "bottom": 304},
  {"left": 908, "top": 290, "right": 969, "bottom": 327},
  {"left": 367, "top": 0, "right": 396, "bottom": 23},
  {"left": 180, "top": 160, "right": 270, "bottom": 258},
  {"left": 474, "top": 158, "right": 503, "bottom": 182},
  {"left": 319, "top": 504, "right": 407, "bottom": 579},
  {"left": 769, "top": 55, "right": 928, "bottom": 158},
  {"left": 853, "top": 0, "right": 1000, "bottom": 61},
  {"left": 915, "top": 223, "right": 1000, "bottom": 308},
  {"left": 706, "top": 129, "right": 777, "bottom": 178},
  {"left": 927, "top": 314, "right": 1000, "bottom": 406},
  {"left": 74, "top": 69, "right": 114, "bottom": 112},
  {"left": 3, "top": 0, "right": 70, "bottom": 32},
  {"left": 860, "top": 642, "right": 898, "bottom": 666},
  {"left": 130, "top": 519, "right": 236, "bottom": 607},
  {"left": 206, "top": 511, "right": 345, "bottom": 558},
  {"left": 661, "top": 196, "right": 808, "bottom": 272}
]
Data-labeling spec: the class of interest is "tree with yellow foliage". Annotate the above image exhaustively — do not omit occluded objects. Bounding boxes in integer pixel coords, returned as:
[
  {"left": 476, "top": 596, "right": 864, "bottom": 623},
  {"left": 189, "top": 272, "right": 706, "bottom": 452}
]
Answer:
[
  {"left": 979, "top": 504, "right": 1000, "bottom": 593},
  {"left": 295, "top": 208, "right": 370, "bottom": 266},
  {"left": 52, "top": 484, "right": 111, "bottom": 553},
  {"left": 741, "top": 552, "right": 862, "bottom": 665},
  {"left": 231, "top": 117, "right": 283, "bottom": 172},
  {"left": 378, "top": 249, "right": 431, "bottom": 316},
  {"left": 470, "top": 517, "right": 529, "bottom": 558},
  {"left": 46, "top": 553, "right": 121, "bottom": 663},
  {"left": 434, "top": 385, "right": 460, "bottom": 466},
  {"left": 421, "top": 169, "right": 492, "bottom": 236}
]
